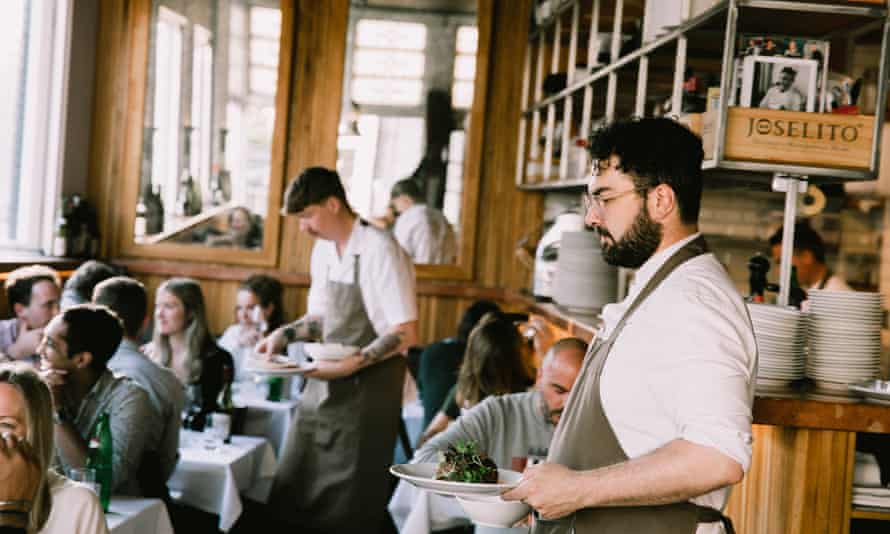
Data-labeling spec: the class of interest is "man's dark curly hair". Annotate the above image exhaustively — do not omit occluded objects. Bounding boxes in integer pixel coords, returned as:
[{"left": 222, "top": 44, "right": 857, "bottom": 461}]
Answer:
[{"left": 588, "top": 117, "right": 704, "bottom": 225}]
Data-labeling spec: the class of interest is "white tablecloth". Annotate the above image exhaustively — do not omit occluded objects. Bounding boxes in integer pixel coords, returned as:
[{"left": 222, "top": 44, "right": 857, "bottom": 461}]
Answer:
[
  {"left": 168, "top": 431, "right": 278, "bottom": 532},
  {"left": 107, "top": 497, "right": 174, "bottom": 534},
  {"left": 235, "top": 382, "right": 299, "bottom": 455}
]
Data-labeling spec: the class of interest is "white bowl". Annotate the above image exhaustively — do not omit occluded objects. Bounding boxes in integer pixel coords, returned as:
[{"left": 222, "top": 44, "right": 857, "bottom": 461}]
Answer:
[{"left": 456, "top": 494, "right": 531, "bottom": 528}]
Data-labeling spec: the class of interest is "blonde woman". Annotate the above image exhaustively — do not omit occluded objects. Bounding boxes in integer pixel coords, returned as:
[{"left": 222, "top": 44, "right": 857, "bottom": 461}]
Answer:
[
  {"left": 0, "top": 363, "right": 106, "bottom": 534},
  {"left": 148, "top": 278, "right": 233, "bottom": 421}
]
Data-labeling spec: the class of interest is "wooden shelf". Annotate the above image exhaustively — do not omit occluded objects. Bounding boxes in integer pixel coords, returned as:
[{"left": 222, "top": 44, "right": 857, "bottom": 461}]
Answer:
[{"left": 851, "top": 507, "right": 890, "bottom": 521}]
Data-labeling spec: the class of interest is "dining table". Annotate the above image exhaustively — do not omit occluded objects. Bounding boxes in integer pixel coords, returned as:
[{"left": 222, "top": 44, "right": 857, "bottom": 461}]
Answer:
[
  {"left": 167, "top": 430, "right": 278, "bottom": 532},
  {"left": 106, "top": 497, "right": 174, "bottom": 534},
  {"left": 234, "top": 379, "right": 300, "bottom": 455}
]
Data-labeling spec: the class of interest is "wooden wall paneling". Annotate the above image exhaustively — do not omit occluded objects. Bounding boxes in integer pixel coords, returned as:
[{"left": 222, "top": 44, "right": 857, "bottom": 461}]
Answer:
[
  {"left": 474, "top": 0, "right": 544, "bottom": 290},
  {"left": 138, "top": 272, "right": 310, "bottom": 337},
  {"left": 724, "top": 424, "right": 855, "bottom": 534},
  {"left": 278, "top": 0, "right": 349, "bottom": 274},
  {"left": 89, "top": 0, "right": 140, "bottom": 258}
]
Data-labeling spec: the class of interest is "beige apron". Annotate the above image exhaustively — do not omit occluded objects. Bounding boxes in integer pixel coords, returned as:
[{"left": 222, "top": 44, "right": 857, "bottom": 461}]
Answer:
[
  {"left": 533, "top": 236, "right": 735, "bottom": 534},
  {"left": 271, "top": 248, "right": 406, "bottom": 532}
]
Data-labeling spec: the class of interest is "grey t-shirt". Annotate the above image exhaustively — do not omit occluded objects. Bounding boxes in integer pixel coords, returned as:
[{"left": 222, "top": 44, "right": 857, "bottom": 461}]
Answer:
[{"left": 414, "top": 390, "right": 554, "bottom": 468}]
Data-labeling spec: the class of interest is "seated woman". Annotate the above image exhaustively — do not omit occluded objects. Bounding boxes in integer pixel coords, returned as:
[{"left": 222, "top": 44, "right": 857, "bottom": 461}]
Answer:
[
  {"left": 217, "top": 275, "right": 285, "bottom": 381},
  {"left": 416, "top": 300, "right": 501, "bottom": 429},
  {"left": 148, "top": 278, "right": 234, "bottom": 426},
  {"left": 0, "top": 363, "right": 106, "bottom": 534},
  {"left": 417, "top": 312, "right": 533, "bottom": 446}
]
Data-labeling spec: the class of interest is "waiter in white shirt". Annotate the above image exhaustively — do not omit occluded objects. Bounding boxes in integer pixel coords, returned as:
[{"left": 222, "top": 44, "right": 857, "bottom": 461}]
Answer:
[
  {"left": 256, "top": 167, "right": 418, "bottom": 533},
  {"left": 390, "top": 178, "right": 457, "bottom": 264},
  {"left": 503, "top": 118, "right": 757, "bottom": 534},
  {"left": 768, "top": 220, "right": 852, "bottom": 292}
]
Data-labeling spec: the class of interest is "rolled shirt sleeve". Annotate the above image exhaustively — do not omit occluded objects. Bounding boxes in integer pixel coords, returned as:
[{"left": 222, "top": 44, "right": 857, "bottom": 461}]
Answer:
[{"left": 600, "top": 252, "right": 757, "bottom": 511}]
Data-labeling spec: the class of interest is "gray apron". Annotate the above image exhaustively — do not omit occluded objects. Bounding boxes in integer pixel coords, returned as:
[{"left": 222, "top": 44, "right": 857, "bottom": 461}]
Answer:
[
  {"left": 271, "top": 247, "right": 406, "bottom": 532},
  {"left": 533, "top": 236, "right": 735, "bottom": 534}
]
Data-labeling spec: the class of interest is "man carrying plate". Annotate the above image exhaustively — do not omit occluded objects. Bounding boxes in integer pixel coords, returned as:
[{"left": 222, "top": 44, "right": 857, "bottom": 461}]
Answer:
[
  {"left": 256, "top": 166, "right": 418, "bottom": 533},
  {"left": 503, "top": 118, "right": 757, "bottom": 534}
]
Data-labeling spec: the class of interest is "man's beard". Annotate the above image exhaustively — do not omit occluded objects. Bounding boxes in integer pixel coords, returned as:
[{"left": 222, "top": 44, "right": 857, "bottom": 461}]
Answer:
[{"left": 595, "top": 205, "right": 663, "bottom": 268}]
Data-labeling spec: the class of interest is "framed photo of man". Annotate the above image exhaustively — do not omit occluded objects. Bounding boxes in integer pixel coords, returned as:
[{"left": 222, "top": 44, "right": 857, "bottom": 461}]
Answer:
[{"left": 740, "top": 56, "right": 819, "bottom": 112}]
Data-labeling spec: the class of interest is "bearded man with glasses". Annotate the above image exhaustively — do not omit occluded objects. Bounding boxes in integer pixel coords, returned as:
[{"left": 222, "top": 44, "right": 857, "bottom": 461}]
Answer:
[{"left": 504, "top": 118, "right": 757, "bottom": 534}]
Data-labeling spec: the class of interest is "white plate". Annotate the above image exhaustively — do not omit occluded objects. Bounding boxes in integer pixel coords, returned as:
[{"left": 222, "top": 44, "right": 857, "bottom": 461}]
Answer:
[
  {"left": 390, "top": 463, "right": 522, "bottom": 497},
  {"left": 243, "top": 356, "right": 316, "bottom": 376},
  {"left": 303, "top": 343, "right": 360, "bottom": 360}
]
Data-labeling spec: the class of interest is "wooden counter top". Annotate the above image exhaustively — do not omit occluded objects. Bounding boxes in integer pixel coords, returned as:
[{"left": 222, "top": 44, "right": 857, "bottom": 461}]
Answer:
[{"left": 525, "top": 297, "right": 890, "bottom": 434}]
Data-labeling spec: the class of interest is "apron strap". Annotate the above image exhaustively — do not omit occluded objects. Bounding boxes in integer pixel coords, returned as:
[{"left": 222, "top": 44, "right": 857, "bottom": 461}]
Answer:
[{"left": 695, "top": 505, "right": 736, "bottom": 534}]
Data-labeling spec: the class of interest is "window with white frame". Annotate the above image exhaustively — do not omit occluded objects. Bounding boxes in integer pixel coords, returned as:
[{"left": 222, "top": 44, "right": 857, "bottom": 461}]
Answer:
[
  {"left": 225, "top": 3, "right": 280, "bottom": 217},
  {"left": 151, "top": 6, "right": 185, "bottom": 218},
  {"left": 190, "top": 24, "right": 213, "bottom": 199},
  {"left": 351, "top": 19, "right": 427, "bottom": 107},
  {"left": 452, "top": 25, "right": 477, "bottom": 109},
  {"left": 0, "top": 0, "right": 72, "bottom": 252}
]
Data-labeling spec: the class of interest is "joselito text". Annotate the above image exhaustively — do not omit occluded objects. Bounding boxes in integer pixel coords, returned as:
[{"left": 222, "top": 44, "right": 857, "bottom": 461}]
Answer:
[{"left": 745, "top": 117, "right": 861, "bottom": 143}]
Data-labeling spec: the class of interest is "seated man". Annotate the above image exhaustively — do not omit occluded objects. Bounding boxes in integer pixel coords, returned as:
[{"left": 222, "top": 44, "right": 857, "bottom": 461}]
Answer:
[
  {"left": 0, "top": 266, "right": 61, "bottom": 362},
  {"left": 60, "top": 260, "right": 119, "bottom": 309},
  {"left": 390, "top": 338, "right": 586, "bottom": 532},
  {"left": 93, "top": 276, "right": 184, "bottom": 486},
  {"left": 38, "top": 304, "right": 158, "bottom": 496},
  {"left": 391, "top": 178, "right": 457, "bottom": 264}
]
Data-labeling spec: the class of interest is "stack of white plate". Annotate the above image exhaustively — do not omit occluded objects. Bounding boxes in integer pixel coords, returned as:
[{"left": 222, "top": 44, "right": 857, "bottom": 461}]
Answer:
[
  {"left": 746, "top": 303, "right": 806, "bottom": 388},
  {"left": 552, "top": 231, "right": 617, "bottom": 314},
  {"left": 806, "top": 289, "right": 883, "bottom": 391}
]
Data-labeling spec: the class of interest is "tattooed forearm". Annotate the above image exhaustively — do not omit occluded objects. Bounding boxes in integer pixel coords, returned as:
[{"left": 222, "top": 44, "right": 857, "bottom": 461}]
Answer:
[
  {"left": 360, "top": 332, "right": 404, "bottom": 364},
  {"left": 283, "top": 316, "right": 324, "bottom": 342}
]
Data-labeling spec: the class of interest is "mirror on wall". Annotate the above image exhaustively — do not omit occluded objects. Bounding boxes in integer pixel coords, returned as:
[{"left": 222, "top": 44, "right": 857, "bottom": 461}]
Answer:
[
  {"left": 337, "top": 0, "right": 478, "bottom": 265},
  {"left": 135, "top": 0, "right": 281, "bottom": 250}
]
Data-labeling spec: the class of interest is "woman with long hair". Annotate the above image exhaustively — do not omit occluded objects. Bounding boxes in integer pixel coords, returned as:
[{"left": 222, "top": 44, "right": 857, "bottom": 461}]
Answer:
[
  {"left": 0, "top": 363, "right": 106, "bottom": 533},
  {"left": 418, "top": 312, "right": 533, "bottom": 445},
  {"left": 218, "top": 275, "right": 284, "bottom": 381},
  {"left": 149, "top": 278, "right": 233, "bottom": 417}
]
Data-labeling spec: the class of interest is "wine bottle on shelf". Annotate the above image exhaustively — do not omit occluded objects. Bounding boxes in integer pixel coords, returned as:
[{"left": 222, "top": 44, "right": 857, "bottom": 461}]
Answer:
[
  {"left": 134, "top": 189, "right": 148, "bottom": 239},
  {"left": 52, "top": 206, "right": 68, "bottom": 257}
]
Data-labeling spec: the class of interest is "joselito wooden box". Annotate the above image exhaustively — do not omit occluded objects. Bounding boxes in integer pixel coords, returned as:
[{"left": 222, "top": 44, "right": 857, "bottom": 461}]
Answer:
[{"left": 688, "top": 108, "right": 874, "bottom": 170}]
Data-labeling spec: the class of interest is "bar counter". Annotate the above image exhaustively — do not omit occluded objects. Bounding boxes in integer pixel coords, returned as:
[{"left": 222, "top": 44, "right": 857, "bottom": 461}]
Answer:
[{"left": 526, "top": 300, "right": 890, "bottom": 533}]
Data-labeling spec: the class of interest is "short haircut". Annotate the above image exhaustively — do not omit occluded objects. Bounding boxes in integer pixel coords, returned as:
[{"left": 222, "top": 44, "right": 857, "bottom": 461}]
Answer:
[
  {"left": 282, "top": 167, "right": 351, "bottom": 215},
  {"left": 5, "top": 265, "right": 61, "bottom": 310},
  {"left": 241, "top": 274, "right": 285, "bottom": 330},
  {"left": 60, "top": 304, "right": 124, "bottom": 371},
  {"left": 92, "top": 276, "right": 148, "bottom": 338},
  {"left": 589, "top": 118, "right": 704, "bottom": 225},
  {"left": 63, "top": 260, "right": 119, "bottom": 305},
  {"left": 390, "top": 178, "right": 424, "bottom": 202},
  {"left": 768, "top": 220, "right": 826, "bottom": 264}
]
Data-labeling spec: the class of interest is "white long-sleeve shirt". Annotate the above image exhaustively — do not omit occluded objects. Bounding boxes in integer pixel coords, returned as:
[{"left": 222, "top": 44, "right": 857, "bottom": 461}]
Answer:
[{"left": 598, "top": 233, "right": 758, "bottom": 534}]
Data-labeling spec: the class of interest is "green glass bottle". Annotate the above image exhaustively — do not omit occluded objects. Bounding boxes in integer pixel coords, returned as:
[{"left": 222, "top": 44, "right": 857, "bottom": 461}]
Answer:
[{"left": 86, "top": 412, "right": 113, "bottom": 512}]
